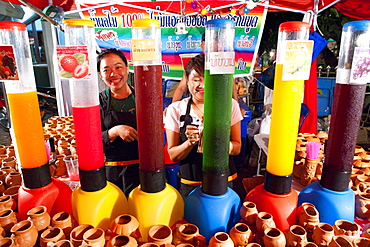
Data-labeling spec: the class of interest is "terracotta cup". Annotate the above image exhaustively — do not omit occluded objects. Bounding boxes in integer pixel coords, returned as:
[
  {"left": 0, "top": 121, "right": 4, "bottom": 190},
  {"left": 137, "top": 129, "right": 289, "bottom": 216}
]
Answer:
[
  {"left": 208, "top": 232, "right": 234, "bottom": 247},
  {"left": 10, "top": 220, "right": 38, "bottom": 247},
  {"left": 106, "top": 235, "right": 138, "bottom": 247},
  {"left": 2, "top": 157, "right": 16, "bottom": 169},
  {"left": 109, "top": 214, "right": 140, "bottom": 239},
  {"left": 333, "top": 220, "right": 360, "bottom": 242},
  {"left": 174, "top": 223, "right": 203, "bottom": 247},
  {"left": 0, "top": 237, "right": 17, "bottom": 247},
  {"left": 246, "top": 244, "right": 262, "bottom": 247},
  {"left": 27, "top": 205, "right": 51, "bottom": 232},
  {"left": 40, "top": 227, "right": 66, "bottom": 247},
  {"left": 70, "top": 224, "right": 94, "bottom": 247},
  {"left": 0, "top": 167, "right": 15, "bottom": 177},
  {"left": 256, "top": 212, "right": 276, "bottom": 233},
  {"left": 263, "top": 228, "right": 286, "bottom": 247},
  {"left": 148, "top": 225, "right": 173, "bottom": 247},
  {"left": 82, "top": 227, "right": 105, "bottom": 247},
  {"left": 353, "top": 237, "right": 370, "bottom": 247},
  {"left": 0, "top": 209, "right": 17, "bottom": 236},
  {"left": 0, "top": 195, "right": 14, "bottom": 212},
  {"left": 312, "top": 223, "right": 335, "bottom": 247},
  {"left": 176, "top": 244, "right": 194, "bottom": 247},
  {"left": 5, "top": 172, "right": 22, "bottom": 188},
  {"left": 0, "top": 171, "right": 7, "bottom": 184},
  {"left": 6, "top": 146, "right": 15, "bottom": 157},
  {"left": 51, "top": 212, "right": 73, "bottom": 238},
  {"left": 240, "top": 201, "right": 258, "bottom": 227},
  {"left": 141, "top": 243, "right": 161, "bottom": 247},
  {"left": 3, "top": 185, "right": 20, "bottom": 211},
  {"left": 229, "top": 222, "right": 253, "bottom": 247},
  {"left": 286, "top": 225, "right": 307, "bottom": 247},
  {"left": 50, "top": 239, "right": 74, "bottom": 247},
  {"left": 328, "top": 236, "right": 353, "bottom": 247},
  {"left": 297, "top": 202, "right": 320, "bottom": 242}
]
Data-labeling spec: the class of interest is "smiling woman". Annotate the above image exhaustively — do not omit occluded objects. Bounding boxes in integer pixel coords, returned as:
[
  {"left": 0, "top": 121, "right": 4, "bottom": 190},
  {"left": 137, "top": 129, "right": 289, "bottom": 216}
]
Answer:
[{"left": 97, "top": 48, "right": 140, "bottom": 197}]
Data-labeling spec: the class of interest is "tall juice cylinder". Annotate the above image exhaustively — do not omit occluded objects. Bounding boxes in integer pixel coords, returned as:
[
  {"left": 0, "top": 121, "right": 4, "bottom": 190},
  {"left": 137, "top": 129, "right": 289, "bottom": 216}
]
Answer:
[
  {"left": 131, "top": 19, "right": 164, "bottom": 190},
  {"left": 321, "top": 20, "right": 370, "bottom": 191},
  {"left": 64, "top": 19, "right": 128, "bottom": 230},
  {"left": 244, "top": 22, "right": 312, "bottom": 231},
  {"left": 183, "top": 19, "right": 241, "bottom": 241},
  {"left": 0, "top": 21, "right": 73, "bottom": 221},
  {"left": 62, "top": 19, "right": 104, "bottom": 172},
  {"left": 266, "top": 22, "right": 311, "bottom": 182},
  {"left": 202, "top": 19, "right": 235, "bottom": 195},
  {"left": 298, "top": 21, "right": 370, "bottom": 224},
  {"left": 128, "top": 19, "right": 184, "bottom": 241},
  {"left": 0, "top": 22, "right": 47, "bottom": 169}
]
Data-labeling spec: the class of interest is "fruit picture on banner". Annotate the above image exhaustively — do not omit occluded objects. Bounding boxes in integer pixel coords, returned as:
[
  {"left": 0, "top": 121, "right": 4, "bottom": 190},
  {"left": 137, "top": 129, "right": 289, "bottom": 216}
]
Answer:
[
  {"left": 78, "top": 1, "right": 267, "bottom": 78},
  {"left": 0, "top": 46, "right": 19, "bottom": 80},
  {"left": 56, "top": 46, "right": 90, "bottom": 79}
]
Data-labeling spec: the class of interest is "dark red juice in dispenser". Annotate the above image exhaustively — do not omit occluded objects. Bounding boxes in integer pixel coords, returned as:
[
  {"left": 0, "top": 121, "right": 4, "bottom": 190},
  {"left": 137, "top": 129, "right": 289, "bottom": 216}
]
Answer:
[
  {"left": 324, "top": 83, "right": 366, "bottom": 172},
  {"left": 134, "top": 64, "right": 164, "bottom": 172}
]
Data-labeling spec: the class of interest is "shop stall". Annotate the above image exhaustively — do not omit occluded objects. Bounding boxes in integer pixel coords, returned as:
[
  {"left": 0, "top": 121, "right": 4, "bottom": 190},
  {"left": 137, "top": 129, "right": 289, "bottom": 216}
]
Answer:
[{"left": 0, "top": 0, "right": 368, "bottom": 246}]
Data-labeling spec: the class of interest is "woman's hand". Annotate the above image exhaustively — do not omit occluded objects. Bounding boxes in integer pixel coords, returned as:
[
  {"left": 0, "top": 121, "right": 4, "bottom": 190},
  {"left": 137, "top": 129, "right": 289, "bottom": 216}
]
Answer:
[
  {"left": 108, "top": 125, "right": 138, "bottom": 142},
  {"left": 185, "top": 125, "right": 200, "bottom": 145}
]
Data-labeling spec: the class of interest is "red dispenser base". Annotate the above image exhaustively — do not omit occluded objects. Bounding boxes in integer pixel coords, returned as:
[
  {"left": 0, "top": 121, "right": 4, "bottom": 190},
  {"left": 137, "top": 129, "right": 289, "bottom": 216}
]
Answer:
[
  {"left": 17, "top": 179, "right": 73, "bottom": 220},
  {"left": 244, "top": 183, "right": 298, "bottom": 231}
]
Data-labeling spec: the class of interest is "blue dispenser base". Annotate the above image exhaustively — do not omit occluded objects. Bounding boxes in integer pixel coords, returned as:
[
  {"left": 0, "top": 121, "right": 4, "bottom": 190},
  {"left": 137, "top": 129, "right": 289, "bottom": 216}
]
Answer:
[
  {"left": 184, "top": 186, "right": 241, "bottom": 243},
  {"left": 298, "top": 181, "right": 354, "bottom": 225}
]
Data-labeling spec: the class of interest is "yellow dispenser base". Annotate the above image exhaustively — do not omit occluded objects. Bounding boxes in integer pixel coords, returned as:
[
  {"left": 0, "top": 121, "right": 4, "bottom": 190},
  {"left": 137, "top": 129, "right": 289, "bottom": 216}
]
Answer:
[
  {"left": 128, "top": 184, "right": 184, "bottom": 242},
  {"left": 72, "top": 182, "right": 128, "bottom": 230}
]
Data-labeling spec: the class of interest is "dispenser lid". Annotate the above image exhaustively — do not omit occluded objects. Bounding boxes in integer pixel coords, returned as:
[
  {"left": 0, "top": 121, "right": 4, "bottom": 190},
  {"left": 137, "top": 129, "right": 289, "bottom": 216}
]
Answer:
[
  {"left": 63, "top": 19, "right": 95, "bottom": 26},
  {"left": 0, "top": 21, "right": 25, "bottom": 31},
  {"left": 343, "top": 20, "right": 370, "bottom": 32},
  {"left": 132, "top": 19, "right": 160, "bottom": 28},
  {"left": 279, "top": 21, "right": 310, "bottom": 32},
  {"left": 206, "top": 19, "right": 235, "bottom": 29}
]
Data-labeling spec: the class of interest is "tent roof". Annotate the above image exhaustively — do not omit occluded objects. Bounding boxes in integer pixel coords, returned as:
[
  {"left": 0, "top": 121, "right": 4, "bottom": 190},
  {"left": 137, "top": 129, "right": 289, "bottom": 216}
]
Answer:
[{"left": 1, "top": 0, "right": 369, "bottom": 20}]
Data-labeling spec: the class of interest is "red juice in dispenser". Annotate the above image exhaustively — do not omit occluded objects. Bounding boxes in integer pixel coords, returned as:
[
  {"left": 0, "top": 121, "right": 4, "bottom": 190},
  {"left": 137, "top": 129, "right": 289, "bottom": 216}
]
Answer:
[
  {"left": 72, "top": 105, "right": 104, "bottom": 171},
  {"left": 62, "top": 19, "right": 104, "bottom": 173},
  {"left": 134, "top": 64, "right": 164, "bottom": 172}
]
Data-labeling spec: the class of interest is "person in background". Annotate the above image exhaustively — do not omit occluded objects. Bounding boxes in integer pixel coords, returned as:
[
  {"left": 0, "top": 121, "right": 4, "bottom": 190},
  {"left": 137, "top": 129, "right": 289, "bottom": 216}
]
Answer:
[
  {"left": 171, "top": 33, "right": 240, "bottom": 105},
  {"left": 97, "top": 48, "right": 139, "bottom": 197},
  {"left": 171, "top": 34, "right": 205, "bottom": 103},
  {"left": 164, "top": 53, "right": 243, "bottom": 198}
]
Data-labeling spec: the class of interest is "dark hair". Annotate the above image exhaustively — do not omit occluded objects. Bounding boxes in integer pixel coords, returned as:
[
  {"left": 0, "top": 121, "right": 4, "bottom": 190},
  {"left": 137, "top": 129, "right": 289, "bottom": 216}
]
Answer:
[
  {"left": 97, "top": 48, "right": 128, "bottom": 72},
  {"left": 201, "top": 33, "right": 205, "bottom": 42},
  {"left": 185, "top": 53, "right": 204, "bottom": 79}
]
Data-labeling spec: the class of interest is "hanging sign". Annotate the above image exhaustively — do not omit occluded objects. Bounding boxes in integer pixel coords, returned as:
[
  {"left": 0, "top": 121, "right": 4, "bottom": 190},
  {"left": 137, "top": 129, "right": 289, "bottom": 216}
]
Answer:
[
  {"left": 77, "top": 0, "right": 268, "bottom": 78},
  {"left": 350, "top": 47, "right": 370, "bottom": 84},
  {"left": 56, "top": 46, "right": 91, "bottom": 79},
  {"left": 209, "top": 52, "right": 235, "bottom": 74},
  {"left": 282, "top": 40, "right": 313, "bottom": 81},
  {"left": 131, "top": 39, "right": 157, "bottom": 61},
  {"left": 0, "top": 45, "right": 19, "bottom": 81}
]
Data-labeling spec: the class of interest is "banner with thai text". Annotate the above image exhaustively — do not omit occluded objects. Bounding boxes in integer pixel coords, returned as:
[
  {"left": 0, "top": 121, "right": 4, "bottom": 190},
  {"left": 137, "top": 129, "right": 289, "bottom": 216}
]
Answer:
[{"left": 78, "top": 1, "right": 268, "bottom": 78}]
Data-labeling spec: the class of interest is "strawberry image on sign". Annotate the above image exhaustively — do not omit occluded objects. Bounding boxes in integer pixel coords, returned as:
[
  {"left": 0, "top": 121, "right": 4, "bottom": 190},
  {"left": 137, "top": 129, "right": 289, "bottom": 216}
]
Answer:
[
  {"left": 73, "top": 64, "right": 89, "bottom": 79},
  {"left": 58, "top": 52, "right": 89, "bottom": 79},
  {"left": 60, "top": 55, "right": 79, "bottom": 73}
]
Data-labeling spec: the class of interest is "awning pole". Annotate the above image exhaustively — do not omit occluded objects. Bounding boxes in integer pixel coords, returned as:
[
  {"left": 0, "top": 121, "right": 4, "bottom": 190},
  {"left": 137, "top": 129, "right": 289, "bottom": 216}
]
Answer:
[
  {"left": 17, "top": 0, "right": 64, "bottom": 31},
  {"left": 317, "top": 0, "right": 341, "bottom": 14}
]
